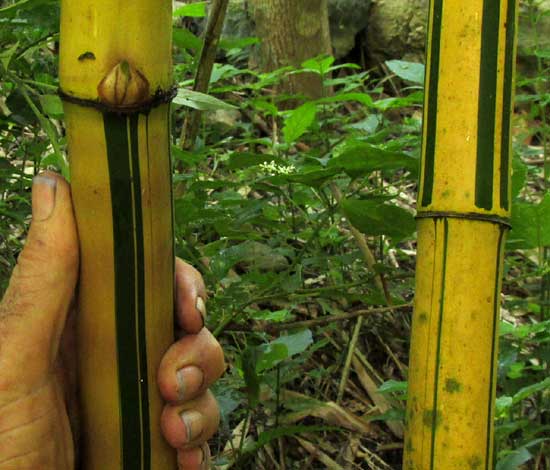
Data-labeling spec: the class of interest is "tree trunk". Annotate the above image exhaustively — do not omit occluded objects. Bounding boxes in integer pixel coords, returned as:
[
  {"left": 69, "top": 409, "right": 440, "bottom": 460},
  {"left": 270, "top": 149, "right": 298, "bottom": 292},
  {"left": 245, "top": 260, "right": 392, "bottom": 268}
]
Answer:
[
  {"left": 251, "top": 0, "right": 332, "bottom": 100},
  {"left": 403, "top": 0, "right": 519, "bottom": 469},
  {"left": 59, "top": 1, "right": 175, "bottom": 469}
]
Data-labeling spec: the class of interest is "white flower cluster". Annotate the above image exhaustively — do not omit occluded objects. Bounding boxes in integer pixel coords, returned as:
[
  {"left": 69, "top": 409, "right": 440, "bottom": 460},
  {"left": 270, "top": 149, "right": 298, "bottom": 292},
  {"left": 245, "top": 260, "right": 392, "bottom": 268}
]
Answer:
[{"left": 259, "top": 160, "right": 296, "bottom": 175}]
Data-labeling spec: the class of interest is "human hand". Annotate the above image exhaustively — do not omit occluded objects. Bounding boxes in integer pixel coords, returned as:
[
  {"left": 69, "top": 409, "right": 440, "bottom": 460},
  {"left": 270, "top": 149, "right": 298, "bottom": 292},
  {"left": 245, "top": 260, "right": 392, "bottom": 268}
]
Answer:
[{"left": 0, "top": 172, "right": 224, "bottom": 470}]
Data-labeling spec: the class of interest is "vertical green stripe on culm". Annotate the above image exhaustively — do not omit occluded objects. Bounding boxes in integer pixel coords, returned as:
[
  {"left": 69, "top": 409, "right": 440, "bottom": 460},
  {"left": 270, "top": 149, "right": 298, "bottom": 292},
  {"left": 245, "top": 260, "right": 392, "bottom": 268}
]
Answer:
[
  {"left": 500, "top": 0, "right": 516, "bottom": 210},
  {"left": 104, "top": 112, "right": 150, "bottom": 470},
  {"left": 485, "top": 228, "right": 506, "bottom": 469},
  {"left": 430, "top": 218, "right": 449, "bottom": 470},
  {"left": 476, "top": 0, "right": 501, "bottom": 210},
  {"left": 129, "top": 113, "right": 151, "bottom": 469},
  {"left": 421, "top": 0, "right": 443, "bottom": 208}
]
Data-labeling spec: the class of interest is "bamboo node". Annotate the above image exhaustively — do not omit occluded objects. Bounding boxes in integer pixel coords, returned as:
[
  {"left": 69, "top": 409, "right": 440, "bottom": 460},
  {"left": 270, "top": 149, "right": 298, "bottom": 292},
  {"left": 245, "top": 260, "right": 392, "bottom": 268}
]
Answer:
[{"left": 98, "top": 61, "right": 150, "bottom": 107}]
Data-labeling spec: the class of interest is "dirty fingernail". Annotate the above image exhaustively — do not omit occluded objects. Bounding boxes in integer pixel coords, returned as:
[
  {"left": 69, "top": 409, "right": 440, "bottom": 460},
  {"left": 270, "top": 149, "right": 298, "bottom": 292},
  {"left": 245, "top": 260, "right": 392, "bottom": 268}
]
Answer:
[
  {"left": 196, "top": 297, "right": 206, "bottom": 323},
  {"left": 32, "top": 174, "right": 57, "bottom": 221},
  {"left": 176, "top": 366, "right": 204, "bottom": 401},
  {"left": 180, "top": 410, "right": 204, "bottom": 443}
]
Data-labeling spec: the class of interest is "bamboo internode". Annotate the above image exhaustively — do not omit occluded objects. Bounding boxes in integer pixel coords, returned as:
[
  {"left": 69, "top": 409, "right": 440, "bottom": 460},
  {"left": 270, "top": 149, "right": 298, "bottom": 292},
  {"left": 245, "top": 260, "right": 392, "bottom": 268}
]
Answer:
[
  {"left": 404, "top": 1, "right": 519, "bottom": 469},
  {"left": 59, "top": 2, "right": 176, "bottom": 469}
]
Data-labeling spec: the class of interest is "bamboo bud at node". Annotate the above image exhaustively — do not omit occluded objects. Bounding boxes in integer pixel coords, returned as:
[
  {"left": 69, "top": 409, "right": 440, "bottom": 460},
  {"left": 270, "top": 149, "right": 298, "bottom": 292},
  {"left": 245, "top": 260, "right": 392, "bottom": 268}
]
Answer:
[{"left": 98, "top": 61, "right": 150, "bottom": 107}]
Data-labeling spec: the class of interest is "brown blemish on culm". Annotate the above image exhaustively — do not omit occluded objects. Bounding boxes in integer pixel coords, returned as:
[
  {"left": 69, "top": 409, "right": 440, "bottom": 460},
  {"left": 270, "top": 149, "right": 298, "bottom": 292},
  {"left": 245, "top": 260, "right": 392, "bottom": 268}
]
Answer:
[{"left": 78, "top": 51, "right": 96, "bottom": 61}]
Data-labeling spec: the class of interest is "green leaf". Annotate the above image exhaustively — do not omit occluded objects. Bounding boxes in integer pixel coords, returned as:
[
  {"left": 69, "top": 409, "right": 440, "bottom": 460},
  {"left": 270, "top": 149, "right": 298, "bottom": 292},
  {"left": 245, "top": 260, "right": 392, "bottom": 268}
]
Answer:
[
  {"left": 173, "top": 88, "right": 236, "bottom": 111},
  {"left": 340, "top": 198, "right": 416, "bottom": 240},
  {"left": 378, "top": 380, "right": 408, "bottom": 395},
  {"left": 385, "top": 60, "right": 425, "bottom": 85},
  {"left": 329, "top": 141, "right": 418, "bottom": 177},
  {"left": 256, "top": 329, "right": 313, "bottom": 373},
  {"left": 251, "top": 425, "right": 337, "bottom": 452},
  {"left": 283, "top": 102, "right": 316, "bottom": 143},
  {"left": 227, "top": 152, "right": 283, "bottom": 170},
  {"left": 301, "top": 55, "right": 335, "bottom": 75},
  {"left": 39, "top": 94, "right": 63, "bottom": 118},
  {"left": 496, "top": 447, "right": 532, "bottom": 470},
  {"left": 511, "top": 154, "right": 527, "bottom": 199},
  {"left": 173, "top": 28, "right": 202, "bottom": 51},
  {"left": 509, "top": 195, "right": 550, "bottom": 249},
  {"left": 286, "top": 167, "right": 341, "bottom": 187},
  {"left": 241, "top": 347, "right": 261, "bottom": 407},
  {"left": 0, "top": 42, "right": 19, "bottom": 70},
  {"left": 315, "top": 92, "right": 373, "bottom": 108},
  {"left": 173, "top": 1, "right": 206, "bottom": 17},
  {"left": 250, "top": 309, "right": 293, "bottom": 323},
  {"left": 373, "top": 91, "right": 424, "bottom": 110},
  {"left": 0, "top": 0, "right": 57, "bottom": 18},
  {"left": 512, "top": 376, "right": 550, "bottom": 405},
  {"left": 219, "top": 36, "right": 260, "bottom": 51}
]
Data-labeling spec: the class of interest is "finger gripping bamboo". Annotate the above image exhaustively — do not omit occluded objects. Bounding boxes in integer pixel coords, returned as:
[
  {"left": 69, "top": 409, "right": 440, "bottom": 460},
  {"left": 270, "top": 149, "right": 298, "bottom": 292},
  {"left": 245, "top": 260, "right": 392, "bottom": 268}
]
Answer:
[{"left": 59, "top": 2, "right": 176, "bottom": 469}]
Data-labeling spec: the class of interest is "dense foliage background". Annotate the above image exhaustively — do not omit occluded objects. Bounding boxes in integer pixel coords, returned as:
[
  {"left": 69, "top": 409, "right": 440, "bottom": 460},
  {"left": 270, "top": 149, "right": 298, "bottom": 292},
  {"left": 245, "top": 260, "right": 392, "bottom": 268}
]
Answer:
[{"left": 0, "top": 0, "right": 549, "bottom": 468}]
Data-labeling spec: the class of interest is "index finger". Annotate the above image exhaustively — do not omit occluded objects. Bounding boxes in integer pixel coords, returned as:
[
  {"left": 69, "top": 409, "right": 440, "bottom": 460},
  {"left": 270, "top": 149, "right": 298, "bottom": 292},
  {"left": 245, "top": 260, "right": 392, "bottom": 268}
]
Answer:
[{"left": 175, "top": 257, "right": 207, "bottom": 334}]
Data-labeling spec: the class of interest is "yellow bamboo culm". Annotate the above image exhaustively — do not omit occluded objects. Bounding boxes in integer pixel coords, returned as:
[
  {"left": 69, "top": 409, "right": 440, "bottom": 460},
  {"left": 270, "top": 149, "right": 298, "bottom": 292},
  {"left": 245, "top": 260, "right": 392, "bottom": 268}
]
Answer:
[
  {"left": 59, "top": 2, "right": 176, "bottom": 469},
  {"left": 404, "top": 1, "right": 519, "bottom": 469}
]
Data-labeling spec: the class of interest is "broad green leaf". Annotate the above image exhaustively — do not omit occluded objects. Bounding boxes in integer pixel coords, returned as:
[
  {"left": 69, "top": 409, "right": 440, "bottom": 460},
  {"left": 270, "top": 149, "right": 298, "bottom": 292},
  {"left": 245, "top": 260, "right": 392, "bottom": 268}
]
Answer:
[
  {"left": 496, "top": 447, "right": 532, "bottom": 470},
  {"left": 511, "top": 154, "right": 527, "bottom": 199},
  {"left": 301, "top": 55, "right": 335, "bottom": 75},
  {"left": 512, "top": 376, "right": 550, "bottom": 405},
  {"left": 241, "top": 346, "right": 261, "bottom": 407},
  {"left": 227, "top": 152, "right": 283, "bottom": 170},
  {"left": 173, "top": 1, "right": 206, "bottom": 17},
  {"left": 210, "top": 63, "right": 241, "bottom": 84},
  {"left": 286, "top": 167, "right": 341, "bottom": 187},
  {"left": 346, "top": 115, "right": 381, "bottom": 134},
  {"left": 329, "top": 141, "right": 418, "bottom": 177},
  {"left": 378, "top": 380, "right": 408, "bottom": 395},
  {"left": 0, "top": 0, "right": 56, "bottom": 18},
  {"left": 39, "top": 94, "right": 63, "bottom": 118},
  {"left": 283, "top": 102, "right": 317, "bottom": 143},
  {"left": 252, "top": 425, "right": 337, "bottom": 451},
  {"left": 0, "top": 42, "right": 19, "bottom": 70},
  {"left": 219, "top": 36, "right": 260, "bottom": 51},
  {"left": 173, "top": 28, "right": 202, "bottom": 51},
  {"left": 385, "top": 60, "right": 425, "bottom": 85},
  {"left": 315, "top": 92, "right": 373, "bottom": 107},
  {"left": 374, "top": 91, "right": 424, "bottom": 110},
  {"left": 509, "top": 194, "right": 550, "bottom": 249},
  {"left": 256, "top": 329, "right": 313, "bottom": 373},
  {"left": 173, "top": 88, "right": 236, "bottom": 111},
  {"left": 340, "top": 198, "right": 416, "bottom": 240},
  {"left": 250, "top": 309, "right": 293, "bottom": 323}
]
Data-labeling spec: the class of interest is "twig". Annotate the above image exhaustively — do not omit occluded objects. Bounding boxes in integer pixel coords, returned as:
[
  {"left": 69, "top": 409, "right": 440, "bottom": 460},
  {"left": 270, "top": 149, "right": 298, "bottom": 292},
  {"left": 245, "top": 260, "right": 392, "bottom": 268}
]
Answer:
[
  {"left": 225, "top": 303, "right": 411, "bottom": 333},
  {"left": 337, "top": 315, "right": 364, "bottom": 403},
  {"left": 180, "top": 0, "right": 230, "bottom": 149},
  {"left": 329, "top": 182, "right": 391, "bottom": 304},
  {"left": 329, "top": 182, "right": 393, "bottom": 404}
]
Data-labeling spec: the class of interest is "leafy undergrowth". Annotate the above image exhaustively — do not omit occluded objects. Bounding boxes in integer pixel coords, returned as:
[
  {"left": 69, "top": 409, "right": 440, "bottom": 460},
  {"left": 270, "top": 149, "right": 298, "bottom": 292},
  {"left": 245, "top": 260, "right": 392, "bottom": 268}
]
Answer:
[{"left": 1, "top": 1, "right": 549, "bottom": 469}]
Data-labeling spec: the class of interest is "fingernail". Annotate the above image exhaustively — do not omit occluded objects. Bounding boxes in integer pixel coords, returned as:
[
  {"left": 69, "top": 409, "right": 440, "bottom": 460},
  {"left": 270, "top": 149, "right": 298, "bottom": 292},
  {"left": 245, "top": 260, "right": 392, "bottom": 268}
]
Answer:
[
  {"left": 200, "top": 444, "right": 209, "bottom": 469},
  {"left": 180, "top": 410, "right": 204, "bottom": 443},
  {"left": 176, "top": 366, "right": 204, "bottom": 401},
  {"left": 32, "top": 174, "right": 57, "bottom": 221},
  {"left": 196, "top": 297, "right": 206, "bottom": 325}
]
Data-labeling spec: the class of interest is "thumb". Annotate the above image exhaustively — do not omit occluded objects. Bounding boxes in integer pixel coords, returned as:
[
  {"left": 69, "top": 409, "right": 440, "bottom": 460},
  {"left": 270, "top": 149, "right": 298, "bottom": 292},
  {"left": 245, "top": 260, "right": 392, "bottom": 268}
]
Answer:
[{"left": 0, "top": 172, "right": 79, "bottom": 396}]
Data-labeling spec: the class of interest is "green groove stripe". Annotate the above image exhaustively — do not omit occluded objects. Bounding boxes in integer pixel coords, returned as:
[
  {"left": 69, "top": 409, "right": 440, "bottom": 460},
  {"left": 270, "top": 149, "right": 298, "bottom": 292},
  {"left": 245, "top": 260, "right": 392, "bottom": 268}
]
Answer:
[
  {"left": 499, "top": 0, "right": 517, "bottom": 210},
  {"left": 166, "top": 107, "right": 176, "bottom": 338},
  {"left": 476, "top": 0, "right": 501, "bottom": 210},
  {"left": 485, "top": 227, "right": 506, "bottom": 469},
  {"left": 420, "top": 0, "right": 443, "bottom": 208},
  {"left": 129, "top": 113, "right": 151, "bottom": 469},
  {"left": 104, "top": 112, "right": 150, "bottom": 470},
  {"left": 429, "top": 218, "right": 449, "bottom": 469}
]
